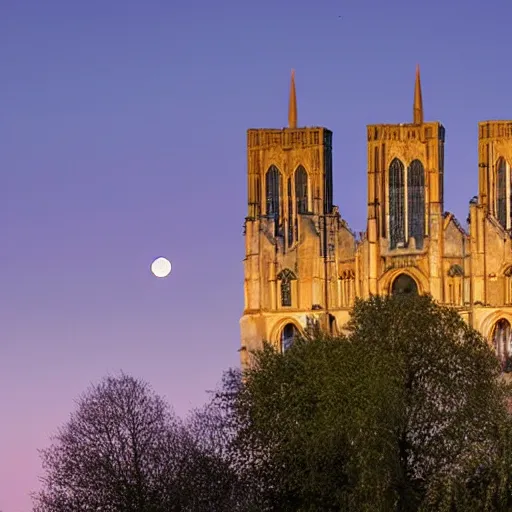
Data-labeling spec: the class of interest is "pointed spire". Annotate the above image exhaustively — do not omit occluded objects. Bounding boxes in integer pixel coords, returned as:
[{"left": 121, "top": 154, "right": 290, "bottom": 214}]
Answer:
[
  {"left": 413, "top": 64, "right": 424, "bottom": 125},
  {"left": 288, "top": 69, "right": 297, "bottom": 129}
]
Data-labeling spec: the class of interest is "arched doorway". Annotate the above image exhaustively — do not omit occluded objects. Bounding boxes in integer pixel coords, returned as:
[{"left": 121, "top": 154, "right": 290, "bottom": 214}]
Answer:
[
  {"left": 492, "top": 319, "right": 512, "bottom": 362},
  {"left": 391, "top": 273, "right": 418, "bottom": 295},
  {"left": 281, "top": 323, "right": 299, "bottom": 352}
]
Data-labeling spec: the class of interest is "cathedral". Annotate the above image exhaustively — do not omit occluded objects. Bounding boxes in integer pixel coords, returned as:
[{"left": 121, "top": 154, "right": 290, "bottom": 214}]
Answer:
[{"left": 240, "top": 67, "right": 512, "bottom": 366}]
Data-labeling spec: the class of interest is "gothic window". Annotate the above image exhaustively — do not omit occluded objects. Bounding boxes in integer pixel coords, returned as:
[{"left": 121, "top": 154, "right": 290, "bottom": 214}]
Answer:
[
  {"left": 492, "top": 319, "right": 512, "bottom": 363},
  {"left": 265, "top": 165, "right": 281, "bottom": 218},
  {"left": 281, "top": 323, "right": 299, "bottom": 352},
  {"left": 339, "top": 269, "right": 355, "bottom": 307},
  {"left": 295, "top": 165, "right": 308, "bottom": 214},
  {"left": 278, "top": 269, "right": 297, "bottom": 307},
  {"left": 287, "top": 178, "right": 294, "bottom": 246},
  {"left": 255, "top": 175, "right": 261, "bottom": 211},
  {"left": 407, "top": 159, "right": 425, "bottom": 249},
  {"left": 504, "top": 267, "right": 512, "bottom": 305},
  {"left": 389, "top": 158, "right": 406, "bottom": 249},
  {"left": 391, "top": 273, "right": 418, "bottom": 295},
  {"left": 497, "top": 157, "right": 507, "bottom": 228}
]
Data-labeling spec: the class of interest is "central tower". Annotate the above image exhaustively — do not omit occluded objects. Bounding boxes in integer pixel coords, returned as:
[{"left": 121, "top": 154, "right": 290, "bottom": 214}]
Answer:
[{"left": 363, "top": 66, "right": 448, "bottom": 301}]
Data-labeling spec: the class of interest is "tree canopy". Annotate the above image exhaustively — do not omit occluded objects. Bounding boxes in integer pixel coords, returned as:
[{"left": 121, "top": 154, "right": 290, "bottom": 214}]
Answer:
[
  {"left": 220, "top": 294, "right": 512, "bottom": 511},
  {"left": 32, "top": 374, "right": 240, "bottom": 512}
]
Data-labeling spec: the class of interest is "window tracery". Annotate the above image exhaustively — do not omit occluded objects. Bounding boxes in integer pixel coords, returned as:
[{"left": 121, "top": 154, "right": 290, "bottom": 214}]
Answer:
[
  {"left": 389, "top": 158, "right": 406, "bottom": 249},
  {"left": 295, "top": 165, "right": 308, "bottom": 214},
  {"left": 496, "top": 157, "right": 507, "bottom": 228},
  {"left": 388, "top": 158, "right": 426, "bottom": 250},
  {"left": 407, "top": 159, "right": 425, "bottom": 249},
  {"left": 278, "top": 269, "right": 297, "bottom": 307},
  {"left": 287, "top": 178, "right": 294, "bottom": 246},
  {"left": 265, "top": 165, "right": 281, "bottom": 218}
]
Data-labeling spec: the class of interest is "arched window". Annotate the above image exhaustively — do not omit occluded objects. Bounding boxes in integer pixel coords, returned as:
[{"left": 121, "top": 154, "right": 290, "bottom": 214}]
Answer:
[
  {"left": 492, "top": 319, "right": 512, "bottom": 362},
  {"left": 281, "top": 323, "right": 299, "bottom": 352},
  {"left": 496, "top": 157, "right": 507, "bottom": 228},
  {"left": 389, "top": 158, "right": 406, "bottom": 249},
  {"left": 391, "top": 273, "right": 418, "bottom": 295},
  {"left": 287, "top": 178, "right": 293, "bottom": 246},
  {"left": 255, "top": 175, "right": 261, "bottom": 214},
  {"left": 407, "top": 159, "right": 425, "bottom": 249},
  {"left": 295, "top": 165, "right": 308, "bottom": 214},
  {"left": 278, "top": 269, "right": 297, "bottom": 307},
  {"left": 265, "top": 165, "right": 281, "bottom": 218}
]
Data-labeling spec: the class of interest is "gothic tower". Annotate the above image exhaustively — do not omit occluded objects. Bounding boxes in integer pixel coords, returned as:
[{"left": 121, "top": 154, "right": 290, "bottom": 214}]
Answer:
[
  {"left": 240, "top": 72, "right": 355, "bottom": 366},
  {"left": 362, "top": 66, "right": 459, "bottom": 303},
  {"left": 469, "top": 120, "right": 512, "bottom": 358}
]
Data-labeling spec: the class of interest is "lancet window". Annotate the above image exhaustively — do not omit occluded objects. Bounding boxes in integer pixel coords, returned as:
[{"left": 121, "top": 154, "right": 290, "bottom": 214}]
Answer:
[
  {"left": 287, "top": 178, "right": 294, "bottom": 246},
  {"left": 278, "top": 269, "right": 297, "bottom": 307},
  {"left": 389, "top": 158, "right": 406, "bottom": 249},
  {"left": 388, "top": 158, "right": 425, "bottom": 250},
  {"left": 265, "top": 165, "right": 281, "bottom": 218},
  {"left": 295, "top": 165, "right": 308, "bottom": 214},
  {"left": 496, "top": 157, "right": 508, "bottom": 229},
  {"left": 407, "top": 160, "right": 425, "bottom": 249}
]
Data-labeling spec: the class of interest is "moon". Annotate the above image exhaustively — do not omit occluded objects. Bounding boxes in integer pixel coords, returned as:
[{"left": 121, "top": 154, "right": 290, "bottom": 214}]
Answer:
[{"left": 151, "top": 257, "right": 172, "bottom": 278}]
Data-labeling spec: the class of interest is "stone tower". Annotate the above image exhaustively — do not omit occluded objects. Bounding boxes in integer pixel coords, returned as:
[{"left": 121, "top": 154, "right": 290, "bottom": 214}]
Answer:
[
  {"left": 239, "top": 71, "right": 355, "bottom": 366},
  {"left": 469, "top": 120, "right": 512, "bottom": 358},
  {"left": 361, "top": 65, "right": 462, "bottom": 303}
]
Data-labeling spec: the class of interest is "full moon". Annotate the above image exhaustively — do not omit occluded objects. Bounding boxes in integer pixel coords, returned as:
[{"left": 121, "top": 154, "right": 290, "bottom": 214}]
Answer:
[{"left": 151, "top": 257, "right": 172, "bottom": 278}]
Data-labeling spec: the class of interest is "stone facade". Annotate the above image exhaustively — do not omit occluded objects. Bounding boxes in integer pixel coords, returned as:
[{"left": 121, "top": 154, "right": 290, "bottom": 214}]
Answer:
[{"left": 239, "top": 67, "right": 512, "bottom": 367}]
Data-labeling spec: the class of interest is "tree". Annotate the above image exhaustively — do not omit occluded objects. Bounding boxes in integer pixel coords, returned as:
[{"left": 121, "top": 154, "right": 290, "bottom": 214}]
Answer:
[
  {"left": 218, "top": 335, "right": 402, "bottom": 511},
  {"left": 183, "top": 369, "right": 260, "bottom": 511},
  {"left": 218, "top": 294, "right": 512, "bottom": 511},
  {"left": 33, "top": 374, "right": 188, "bottom": 512},
  {"left": 347, "top": 294, "right": 512, "bottom": 511}
]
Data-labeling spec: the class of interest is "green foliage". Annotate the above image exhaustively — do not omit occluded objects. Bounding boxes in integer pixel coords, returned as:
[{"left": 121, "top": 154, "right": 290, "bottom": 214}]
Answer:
[{"left": 225, "top": 294, "right": 512, "bottom": 511}]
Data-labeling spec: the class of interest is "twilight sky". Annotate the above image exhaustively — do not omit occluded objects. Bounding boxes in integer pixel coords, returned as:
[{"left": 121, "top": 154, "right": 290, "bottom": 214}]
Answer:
[{"left": 2, "top": 0, "right": 512, "bottom": 510}]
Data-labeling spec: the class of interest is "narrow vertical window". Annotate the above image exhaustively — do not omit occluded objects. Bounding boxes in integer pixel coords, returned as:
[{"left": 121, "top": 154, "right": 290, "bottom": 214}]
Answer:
[
  {"left": 389, "top": 158, "right": 406, "bottom": 249},
  {"left": 295, "top": 165, "right": 308, "bottom": 213},
  {"left": 265, "top": 165, "right": 281, "bottom": 218},
  {"left": 407, "top": 159, "right": 425, "bottom": 249},
  {"left": 505, "top": 267, "right": 512, "bottom": 304},
  {"left": 497, "top": 157, "right": 507, "bottom": 228},
  {"left": 255, "top": 175, "right": 261, "bottom": 213},
  {"left": 278, "top": 269, "right": 296, "bottom": 307},
  {"left": 287, "top": 178, "right": 293, "bottom": 246},
  {"left": 281, "top": 279, "right": 291, "bottom": 306}
]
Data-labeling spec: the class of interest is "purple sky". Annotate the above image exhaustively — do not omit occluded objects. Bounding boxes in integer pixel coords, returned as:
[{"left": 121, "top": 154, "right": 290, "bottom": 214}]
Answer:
[{"left": 2, "top": 0, "right": 512, "bottom": 509}]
